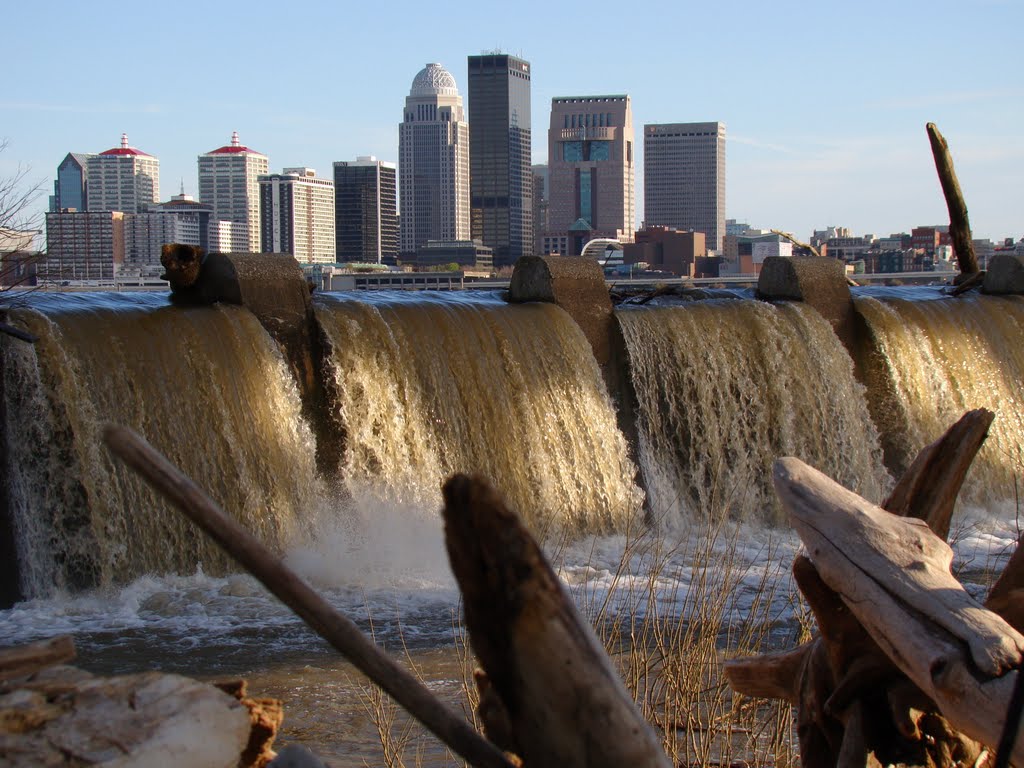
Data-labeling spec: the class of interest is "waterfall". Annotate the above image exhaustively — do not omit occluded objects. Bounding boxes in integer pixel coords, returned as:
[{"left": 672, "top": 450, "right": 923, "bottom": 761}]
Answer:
[
  {"left": 854, "top": 291, "right": 1024, "bottom": 502},
  {"left": 6, "top": 285, "right": 1019, "bottom": 601},
  {"left": 617, "top": 299, "right": 891, "bottom": 523},
  {"left": 1, "top": 294, "right": 319, "bottom": 598},
  {"left": 312, "top": 292, "right": 643, "bottom": 534}
]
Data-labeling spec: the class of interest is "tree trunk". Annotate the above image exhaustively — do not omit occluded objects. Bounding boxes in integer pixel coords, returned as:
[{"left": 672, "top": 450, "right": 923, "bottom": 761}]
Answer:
[{"left": 443, "top": 474, "right": 672, "bottom": 768}]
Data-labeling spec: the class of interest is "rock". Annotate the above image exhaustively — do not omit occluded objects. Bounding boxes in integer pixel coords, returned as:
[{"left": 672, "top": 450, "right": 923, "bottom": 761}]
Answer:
[
  {"left": 0, "top": 665, "right": 252, "bottom": 767},
  {"left": 267, "top": 744, "right": 330, "bottom": 768}
]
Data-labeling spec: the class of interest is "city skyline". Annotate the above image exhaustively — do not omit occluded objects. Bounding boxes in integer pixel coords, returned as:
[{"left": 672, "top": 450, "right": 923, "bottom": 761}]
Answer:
[{"left": 2, "top": 0, "right": 1022, "bottom": 244}]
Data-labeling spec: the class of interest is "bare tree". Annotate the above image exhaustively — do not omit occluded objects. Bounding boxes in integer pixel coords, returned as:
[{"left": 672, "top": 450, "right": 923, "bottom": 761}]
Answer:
[
  {"left": 0, "top": 139, "right": 45, "bottom": 334},
  {"left": 0, "top": 139, "right": 44, "bottom": 233}
]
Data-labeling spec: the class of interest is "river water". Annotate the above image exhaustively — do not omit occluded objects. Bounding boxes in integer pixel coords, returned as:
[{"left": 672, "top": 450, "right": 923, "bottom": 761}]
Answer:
[{"left": 1, "top": 287, "right": 1021, "bottom": 763}]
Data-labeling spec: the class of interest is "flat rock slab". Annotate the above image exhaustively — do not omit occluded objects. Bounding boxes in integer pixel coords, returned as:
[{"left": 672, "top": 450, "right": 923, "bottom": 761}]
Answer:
[{"left": 0, "top": 665, "right": 250, "bottom": 767}]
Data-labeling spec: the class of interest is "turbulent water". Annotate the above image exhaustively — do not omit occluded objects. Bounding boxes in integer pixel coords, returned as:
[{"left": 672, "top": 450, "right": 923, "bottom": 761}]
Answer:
[
  {"left": 1, "top": 293, "right": 319, "bottom": 598},
  {"left": 617, "top": 299, "right": 891, "bottom": 523},
  {"left": 313, "top": 291, "right": 643, "bottom": 534},
  {"left": 1, "top": 286, "right": 1022, "bottom": 764},
  {"left": 854, "top": 291, "right": 1024, "bottom": 502}
]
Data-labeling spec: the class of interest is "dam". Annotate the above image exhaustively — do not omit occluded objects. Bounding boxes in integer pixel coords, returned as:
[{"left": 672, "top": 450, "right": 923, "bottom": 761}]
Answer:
[{"left": 1, "top": 254, "right": 1022, "bottom": 606}]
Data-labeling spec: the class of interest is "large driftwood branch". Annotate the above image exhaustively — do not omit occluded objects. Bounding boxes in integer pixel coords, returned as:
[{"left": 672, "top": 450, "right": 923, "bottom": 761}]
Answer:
[
  {"left": 102, "top": 424, "right": 513, "bottom": 768},
  {"left": 882, "top": 408, "right": 994, "bottom": 538},
  {"left": 775, "top": 456, "right": 1024, "bottom": 764},
  {"left": 442, "top": 474, "right": 671, "bottom": 768},
  {"left": 927, "top": 122, "right": 979, "bottom": 275},
  {"left": 0, "top": 321, "right": 38, "bottom": 344},
  {"left": 725, "top": 410, "right": 993, "bottom": 705}
]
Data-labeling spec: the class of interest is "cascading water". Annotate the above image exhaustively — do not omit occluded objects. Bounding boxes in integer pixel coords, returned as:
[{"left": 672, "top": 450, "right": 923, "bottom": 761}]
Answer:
[
  {"left": 2, "top": 286, "right": 1021, "bottom": 765},
  {"left": 312, "top": 291, "right": 643, "bottom": 534},
  {"left": 854, "top": 290, "right": 1024, "bottom": 502},
  {"left": 617, "top": 299, "right": 891, "bottom": 523},
  {"left": 1, "top": 293, "right": 319, "bottom": 598}
]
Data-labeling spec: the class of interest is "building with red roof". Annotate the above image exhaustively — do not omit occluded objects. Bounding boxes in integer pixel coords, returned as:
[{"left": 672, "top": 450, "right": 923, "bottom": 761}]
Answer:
[
  {"left": 85, "top": 133, "right": 160, "bottom": 214},
  {"left": 198, "top": 132, "right": 268, "bottom": 252}
]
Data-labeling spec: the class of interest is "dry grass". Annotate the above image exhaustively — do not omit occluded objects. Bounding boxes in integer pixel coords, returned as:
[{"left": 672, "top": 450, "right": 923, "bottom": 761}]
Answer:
[
  {"left": 356, "top": 510, "right": 803, "bottom": 767},
  {"left": 574, "top": 515, "right": 800, "bottom": 767}
]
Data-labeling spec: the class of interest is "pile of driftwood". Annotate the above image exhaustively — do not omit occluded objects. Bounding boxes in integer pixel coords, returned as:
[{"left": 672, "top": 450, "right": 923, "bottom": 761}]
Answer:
[
  {"left": 728, "top": 409, "right": 1024, "bottom": 768},
  {"left": 5, "top": 410, "right": 1023, "bottom": 767},
  {"left": 80, "top": 412, "right": 1024, "bottom": 767}
]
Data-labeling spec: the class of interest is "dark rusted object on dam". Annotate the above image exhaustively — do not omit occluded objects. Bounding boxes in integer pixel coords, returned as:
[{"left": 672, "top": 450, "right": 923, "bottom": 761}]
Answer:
[{"left": 160, "top": 245, "right": 343, "bottom": 474}]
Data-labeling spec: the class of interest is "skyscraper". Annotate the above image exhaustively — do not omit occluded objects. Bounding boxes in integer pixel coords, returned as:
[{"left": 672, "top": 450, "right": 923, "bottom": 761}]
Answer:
[
  {"left": 643, "top": 122, "right": 726, "bottom": 252},
  {"left": 85, "top": 134, "right": 159, "bottom": 214},
  {"left": 258, "top": 168, "right": 335, "bottom": 264},
  {"left": 50, "top": 153, "right": 95, "bottom": 212},
  {"left": 43, "top": 210, "right": 124, "bottom": 281},
  {"left": 531, "top": 164, "right": 549, "bottom": 257},
  {"left": 544, "top": 96, "right": 635, "bottom": 256},
  {"left": 467, "top": 53, "right": 532, "bottom": 267},
  {"left": 398, "top": 63, "right": 470, "bottom": 257},
  {"left": 333, "top": 157, "right": 398, "bottom": 264},
  {"left": 198, "top": 132, "right": 268, "bottom": 252}
]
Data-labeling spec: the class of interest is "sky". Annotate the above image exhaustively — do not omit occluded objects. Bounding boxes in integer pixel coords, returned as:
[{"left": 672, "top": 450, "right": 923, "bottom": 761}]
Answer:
[{"left": 2, "top": 0, "right": 1022, "bottom": 243}]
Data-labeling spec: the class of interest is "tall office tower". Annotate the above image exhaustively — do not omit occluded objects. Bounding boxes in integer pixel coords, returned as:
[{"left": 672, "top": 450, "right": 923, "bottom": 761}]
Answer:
[
  {"left": 333, "top": 156, "right": 398, "bottom": 264},
  {"left": 50, "top": 153, "right": 95, "bottom": 212},
  {"left": 258, "top": 168, "right": 335, "bottom": 264},
  {"left": 398, "top": 62, "right": 470, "bottom": 257},
  {"left": 43, "top": 210, "right": 125, "bottom": 281},
  {"left": 531, "top": 164, "right": 548, "bottom": 256},
  {"left": 545, "top": 96, "right": 635, "bottom": 256},
  {"left": 643, "top": 122, "right": 726, "bottom": 252},
  {"left": 467, "top": 53, "right": 532, "bottom": 267},
  {"left": 198, "top": 132, "right": 269, "bottom": 252},
  {"left": 85, "top": 134, "right": 159, "bottom": 214}
]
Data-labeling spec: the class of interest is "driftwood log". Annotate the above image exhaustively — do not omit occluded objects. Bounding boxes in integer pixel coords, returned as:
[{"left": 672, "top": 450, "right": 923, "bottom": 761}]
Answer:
[
  {"left": 727, "top": 409, "right": 1024, "bottom": 767},
  {"left": 103, "top": 425, "right": 515, "bottom": 768},
  {"left": 443, "top": 474, "right": 671, "bottom": 768},
  {"left": 927, "top": 123, "right": 979, "bottom": 277},
  {"left": 105, "top": 425, "right": 672, "bottom": 767}
]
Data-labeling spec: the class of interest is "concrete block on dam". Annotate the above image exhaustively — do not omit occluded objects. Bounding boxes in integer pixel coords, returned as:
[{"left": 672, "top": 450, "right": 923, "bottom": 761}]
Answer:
[
  {"left": 161, "top": 246, "right": 315, "bottom": 387},
  {"left": 508, "top": 255, "right": 613, "bottom": 366},
  {"left": 983, "top": 253, "right": 1024, "bottom": 295},
  {"left": 160, "top": 246, "right": 339, "bottom": 473},
  {"left": 757, "top": 255, "right": 858, "bottom": 352}
]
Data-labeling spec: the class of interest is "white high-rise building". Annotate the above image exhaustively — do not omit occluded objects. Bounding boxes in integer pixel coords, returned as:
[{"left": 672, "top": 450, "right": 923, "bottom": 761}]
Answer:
[
  {"left": 198, "top": 132, "right": 268, "bottom": 252},
  {"left": 85, "top": 134, "right": 159, "bottom": 214},
  {"left": 643, "top": 122, "right": 726, "bottom": 252},
  {"left": 259, "top": 168, "right": 335, "bottom": 264},
  {"left": 399, "top": 63, "right": 470, "bottom": 257}
]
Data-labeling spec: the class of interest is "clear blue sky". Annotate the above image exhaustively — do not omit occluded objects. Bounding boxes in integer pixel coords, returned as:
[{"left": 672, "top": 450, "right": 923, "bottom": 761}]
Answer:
[{"left": 3, "top": 0, "right": 1021, "bottom": 242}]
